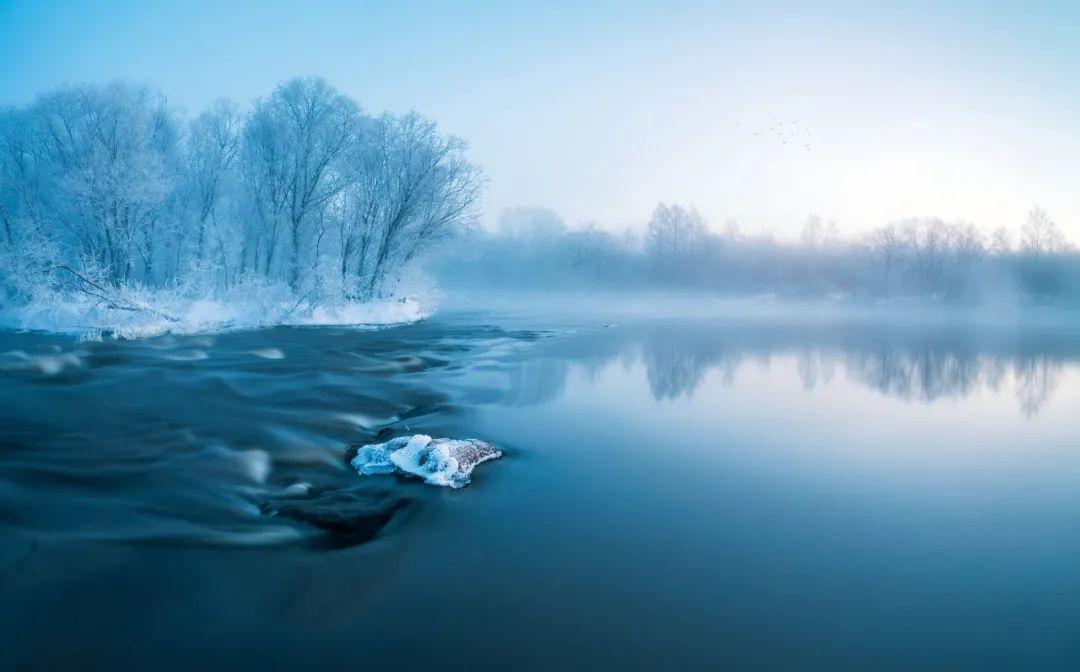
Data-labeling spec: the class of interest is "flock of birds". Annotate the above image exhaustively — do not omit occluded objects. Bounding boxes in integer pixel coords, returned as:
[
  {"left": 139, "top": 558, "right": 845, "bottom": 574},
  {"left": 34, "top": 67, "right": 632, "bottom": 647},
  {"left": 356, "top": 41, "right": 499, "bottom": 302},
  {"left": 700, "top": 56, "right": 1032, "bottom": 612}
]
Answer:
[{"left": 736, "top": 112, "right": 813, "bottom": 152}]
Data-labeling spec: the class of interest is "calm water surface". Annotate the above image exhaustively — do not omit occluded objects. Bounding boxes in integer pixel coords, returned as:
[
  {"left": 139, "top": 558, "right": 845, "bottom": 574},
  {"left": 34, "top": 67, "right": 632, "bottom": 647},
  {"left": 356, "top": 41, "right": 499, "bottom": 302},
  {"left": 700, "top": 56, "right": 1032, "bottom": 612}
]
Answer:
[{"left": 2, "top": 304, "right": 1080, "bottom": 670}]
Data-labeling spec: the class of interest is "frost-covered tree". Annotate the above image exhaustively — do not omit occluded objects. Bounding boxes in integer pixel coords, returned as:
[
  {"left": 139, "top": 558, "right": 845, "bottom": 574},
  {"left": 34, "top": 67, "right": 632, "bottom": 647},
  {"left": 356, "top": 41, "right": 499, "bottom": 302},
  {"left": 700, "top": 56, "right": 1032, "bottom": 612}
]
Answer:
[
  {"left": 1021, "top": 207, "right": 1066, "bottom": 258},
  {"left": 0, "top": 77, "right": 483, "bottom": 320},
  {"left": 435, "top": 200, "right": 1079, "bottom": 303},
  {"left": 866, "top": 224, "right": 904, "bottom": 297},
  {"left": 990, "top": 226, "right": 1012, "bottom": 255},
  {"left": 646, "top": 202, "right": 709, "bottom": 281},
  {"left": 241, "top": 78, "right": 362, "bottom": 290},
  {"left": 338, "top": 112, "right": 482, "bottom": 299},
  {"left": 899, "top": 218, "right": 954, "bottom": 294},
  {"left": 0, "top": 106, "right": 62, "bottom": 301},
  {"left": 183, "top": 100, "right": 242, "bottom": 277},
  {"left": 0, "top": 108, "right": 32, "bottom": 249},
  {"left": 31, "top": 83, "right": 181, "bottom": 285}
]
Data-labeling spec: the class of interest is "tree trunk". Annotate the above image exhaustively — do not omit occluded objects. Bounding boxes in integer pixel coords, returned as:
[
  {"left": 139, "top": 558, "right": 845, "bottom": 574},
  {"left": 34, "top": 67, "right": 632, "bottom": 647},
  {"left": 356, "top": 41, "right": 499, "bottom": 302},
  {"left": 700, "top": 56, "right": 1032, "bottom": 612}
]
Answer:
[{"left": 289, "top": 217, "right": 301, "bottom": 291}]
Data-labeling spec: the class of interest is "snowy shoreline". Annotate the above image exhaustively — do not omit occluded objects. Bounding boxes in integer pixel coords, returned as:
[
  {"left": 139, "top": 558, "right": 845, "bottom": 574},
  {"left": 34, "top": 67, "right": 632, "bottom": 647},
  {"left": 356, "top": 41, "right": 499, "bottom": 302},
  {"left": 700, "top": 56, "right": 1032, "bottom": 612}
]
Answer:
[{"left": 0, "top": 294, "right": 432, "bottom": 340}]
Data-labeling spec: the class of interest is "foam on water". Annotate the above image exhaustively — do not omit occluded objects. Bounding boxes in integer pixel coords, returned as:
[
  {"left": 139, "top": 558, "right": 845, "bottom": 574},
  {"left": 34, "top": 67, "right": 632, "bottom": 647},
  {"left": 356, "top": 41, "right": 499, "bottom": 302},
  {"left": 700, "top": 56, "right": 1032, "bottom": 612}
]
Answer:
[
  {"left": 249, "top": 348, "right": 285, "bottom": 360},
  {"left": 163, "top": 349, "right": 209, "bottom": 361},
  {"left": 282, "top": 482, "right": 312, "bottom": 497},
  {"left": 351, "top": 435, "right": 502, "bottom": 488},
  {"left": 1, "top": 349, "right": 86, "bottom": 375},
  {"left": 335, "top": 411, "right": 397, "bottom": 431},
  {"left": 216, "top": 448, "right": 272, "bottom": 484}
]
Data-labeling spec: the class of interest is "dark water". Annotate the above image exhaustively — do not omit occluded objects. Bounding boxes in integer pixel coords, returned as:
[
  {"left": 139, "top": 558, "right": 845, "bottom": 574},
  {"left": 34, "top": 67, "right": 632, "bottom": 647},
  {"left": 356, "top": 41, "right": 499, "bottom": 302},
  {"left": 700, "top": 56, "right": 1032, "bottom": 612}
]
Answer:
[{"left": 2, "top": 304, "right": 1080, "bottom": 670}]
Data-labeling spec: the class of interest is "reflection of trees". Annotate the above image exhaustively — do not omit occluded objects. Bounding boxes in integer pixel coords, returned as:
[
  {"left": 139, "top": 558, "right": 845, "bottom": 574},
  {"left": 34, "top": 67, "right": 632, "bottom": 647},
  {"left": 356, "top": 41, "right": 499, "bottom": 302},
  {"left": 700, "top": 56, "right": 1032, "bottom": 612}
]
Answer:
[
  {"left": 843, "top": 348, "right": 1064, "bottom": 416},
  {"left": 843, "top": 349, "right": 985, "bottom": 402},
  {"left": 497, "top": 324, "right": 1072, "bottom": 416},
  {"left": 797, "top": 351, "right": 835, "bottom": 390},
  {"left": 502, "top": 358, "right": 571, "bottom": 406},
  {"left": 642, "top": 330, "right": 741, "bottom": 400},
  {"left": 1015, "top": 354, "right": 1060, "bottom": 418},
  {"left": 499, "top": 330, "right": 634, "bottom": 406},
  {"left": 501, "top": 326, "right": 747, "bottom": 403},
  {"left": 642, "top": 335, "right": 709, "bottom": 400}
]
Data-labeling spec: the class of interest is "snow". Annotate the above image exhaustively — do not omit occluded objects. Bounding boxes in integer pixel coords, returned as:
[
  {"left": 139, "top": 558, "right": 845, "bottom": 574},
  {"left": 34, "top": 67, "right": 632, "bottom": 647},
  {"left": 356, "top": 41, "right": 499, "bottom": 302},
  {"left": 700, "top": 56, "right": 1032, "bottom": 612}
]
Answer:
[
  {"left": 351, "top": 434, "right": 502, "bottom": 489},
  {"left": 297, "top": 300, "right": 428, "bottom": 327},
  {"left": 1, "top": 287, "right": 432, "bottom": 340}
]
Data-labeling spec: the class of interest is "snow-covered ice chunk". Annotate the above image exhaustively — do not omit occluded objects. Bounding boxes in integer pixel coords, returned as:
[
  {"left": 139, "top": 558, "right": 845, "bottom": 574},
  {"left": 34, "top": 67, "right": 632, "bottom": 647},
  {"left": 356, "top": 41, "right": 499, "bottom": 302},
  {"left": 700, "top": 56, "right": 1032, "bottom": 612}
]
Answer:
[{"left": 350, "top": 435, "right": 502, "bottom": 489}]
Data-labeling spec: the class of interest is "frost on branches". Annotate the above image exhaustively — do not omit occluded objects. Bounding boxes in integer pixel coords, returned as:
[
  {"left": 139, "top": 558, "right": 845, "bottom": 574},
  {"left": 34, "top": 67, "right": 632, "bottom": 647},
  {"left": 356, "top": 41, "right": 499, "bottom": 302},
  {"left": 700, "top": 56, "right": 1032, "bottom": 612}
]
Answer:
[{"left": 0, "top": 78, "right": 481, "bottom": 337}]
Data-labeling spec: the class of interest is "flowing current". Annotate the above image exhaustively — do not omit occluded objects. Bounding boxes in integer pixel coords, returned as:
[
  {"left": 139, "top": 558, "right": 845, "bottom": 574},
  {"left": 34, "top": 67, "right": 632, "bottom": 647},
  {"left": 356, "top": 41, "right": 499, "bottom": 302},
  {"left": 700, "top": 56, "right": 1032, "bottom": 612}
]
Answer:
[{"left": 2, "top": 302, "right": 1080, "bottom": 669}]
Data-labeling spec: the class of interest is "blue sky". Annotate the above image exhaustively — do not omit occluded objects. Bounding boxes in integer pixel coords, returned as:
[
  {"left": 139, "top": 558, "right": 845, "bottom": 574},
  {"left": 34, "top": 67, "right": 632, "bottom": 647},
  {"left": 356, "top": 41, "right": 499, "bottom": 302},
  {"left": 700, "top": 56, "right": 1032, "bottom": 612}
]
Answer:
[{"left": 2, "top": 0, "right": 1078, "bottom": 238}]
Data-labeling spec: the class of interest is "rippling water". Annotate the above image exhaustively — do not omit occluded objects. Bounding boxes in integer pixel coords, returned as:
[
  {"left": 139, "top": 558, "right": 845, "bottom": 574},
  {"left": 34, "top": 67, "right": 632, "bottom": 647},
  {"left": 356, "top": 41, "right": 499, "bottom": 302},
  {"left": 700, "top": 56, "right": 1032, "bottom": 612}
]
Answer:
[{"left": 2, "top": 303, "right": 1080, "bottom": 669}]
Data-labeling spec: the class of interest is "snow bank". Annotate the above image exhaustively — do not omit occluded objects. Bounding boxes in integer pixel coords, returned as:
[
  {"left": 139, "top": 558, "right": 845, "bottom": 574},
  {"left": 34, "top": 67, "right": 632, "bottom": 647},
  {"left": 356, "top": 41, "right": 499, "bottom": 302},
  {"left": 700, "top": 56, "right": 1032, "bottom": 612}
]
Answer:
[
  {"left": 292, "top": 300, "right": 429, "bottom": 328},
  {"left": 351, "top": 435, "right": 502, "bottom": 488},
  {"left": 2, "top": 289, "right": 432, "bottom": 339}
]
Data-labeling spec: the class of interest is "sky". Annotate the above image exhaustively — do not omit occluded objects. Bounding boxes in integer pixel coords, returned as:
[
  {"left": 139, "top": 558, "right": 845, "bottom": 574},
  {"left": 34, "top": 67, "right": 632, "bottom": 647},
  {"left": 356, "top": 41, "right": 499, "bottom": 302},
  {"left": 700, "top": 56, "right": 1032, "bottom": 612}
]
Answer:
[{"left": 1, "top": 0, "right": 1078, "bottom": 240}]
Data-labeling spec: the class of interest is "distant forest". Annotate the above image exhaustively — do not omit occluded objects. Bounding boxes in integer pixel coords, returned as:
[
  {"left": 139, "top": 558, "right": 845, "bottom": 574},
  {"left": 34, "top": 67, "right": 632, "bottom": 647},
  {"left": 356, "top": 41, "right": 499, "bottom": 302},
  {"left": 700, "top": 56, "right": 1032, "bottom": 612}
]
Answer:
[{"left": 436, "top": 204, "right": 1080, "bottom": 303}]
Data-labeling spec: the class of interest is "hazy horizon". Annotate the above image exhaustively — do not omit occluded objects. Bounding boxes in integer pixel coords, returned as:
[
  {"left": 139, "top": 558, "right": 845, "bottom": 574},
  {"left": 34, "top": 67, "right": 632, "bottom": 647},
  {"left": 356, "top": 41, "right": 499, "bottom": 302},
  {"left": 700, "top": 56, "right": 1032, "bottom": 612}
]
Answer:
[{"left": 2, "top": 0, "right": 1078, "bottom": 239}]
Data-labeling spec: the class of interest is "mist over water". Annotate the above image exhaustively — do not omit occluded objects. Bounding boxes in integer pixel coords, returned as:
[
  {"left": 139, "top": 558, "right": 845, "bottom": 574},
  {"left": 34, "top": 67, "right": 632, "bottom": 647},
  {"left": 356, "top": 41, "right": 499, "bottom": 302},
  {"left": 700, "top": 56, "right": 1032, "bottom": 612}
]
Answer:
[
  {"left": 2, "top": 296, "right": 1080, "bottom": 668},
  {"left": 2, "top": 11, "right": 1080, "bottom": 668}
]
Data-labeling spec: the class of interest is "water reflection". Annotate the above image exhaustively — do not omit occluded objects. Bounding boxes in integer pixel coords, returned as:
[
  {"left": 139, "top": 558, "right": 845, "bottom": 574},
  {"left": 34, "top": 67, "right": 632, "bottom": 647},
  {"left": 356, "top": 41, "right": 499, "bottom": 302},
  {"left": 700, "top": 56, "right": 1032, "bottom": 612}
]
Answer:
[
  {"left": 503, "top": 359, "right": 570, "bottom": 406},
  {"left": 642, "top": 331, "right": 737, "bottom": 400},
  {"left": 1015, "top": 354, "right": 1061, "bottom": 418},
  {"left": 797, "top": 350, "right": 835, "bottom": 391},
  {"left": 507, "top": 325, "right": 1076, "bottom": 417}
]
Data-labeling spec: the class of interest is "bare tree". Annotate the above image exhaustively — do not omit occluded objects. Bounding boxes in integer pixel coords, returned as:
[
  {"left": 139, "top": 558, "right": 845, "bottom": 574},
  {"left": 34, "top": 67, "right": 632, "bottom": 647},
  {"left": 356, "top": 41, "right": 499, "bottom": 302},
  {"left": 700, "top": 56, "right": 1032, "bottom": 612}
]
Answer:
[
  {"left": 645, "top": 202, "right": 708, "bottom": 281},
  {"left": 899, "top": 218, "right": 952, "bottom": 294},
  {"left": 867, "top": 224, "right": 903, "bottom": 297},
  {"left": 990, "top": 227, "right": 1012, "bottom": 255},
  {"left": 1020, "top": 206, "right": 1066, "bottom": 258}
]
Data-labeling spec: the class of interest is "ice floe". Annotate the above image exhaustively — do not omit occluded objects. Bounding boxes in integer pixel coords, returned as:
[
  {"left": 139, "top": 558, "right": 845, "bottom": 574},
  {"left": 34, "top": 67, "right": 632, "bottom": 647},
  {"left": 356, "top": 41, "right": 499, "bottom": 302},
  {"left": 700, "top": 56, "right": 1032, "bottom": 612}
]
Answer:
[{"left": 350, "top": 434, "right": 502, "bottom": 488}]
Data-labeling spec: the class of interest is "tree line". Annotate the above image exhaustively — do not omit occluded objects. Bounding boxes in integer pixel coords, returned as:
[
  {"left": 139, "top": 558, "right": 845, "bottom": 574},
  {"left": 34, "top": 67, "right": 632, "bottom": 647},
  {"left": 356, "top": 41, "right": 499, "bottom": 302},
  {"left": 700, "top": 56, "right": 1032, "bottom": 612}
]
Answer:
[
  {"left": 0, "top": 77, "right": 483, "bottom": 305},
  {"left": 437, "top": 204, "right": 1079, "bottom": 302}
]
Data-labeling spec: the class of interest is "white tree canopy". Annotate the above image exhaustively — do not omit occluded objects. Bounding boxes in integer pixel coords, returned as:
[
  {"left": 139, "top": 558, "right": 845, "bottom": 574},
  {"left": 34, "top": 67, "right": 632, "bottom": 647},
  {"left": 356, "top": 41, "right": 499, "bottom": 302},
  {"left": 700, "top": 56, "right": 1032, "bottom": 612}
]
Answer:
[{"left": 0, "top": 77, "right": 483, "bottom": 306}]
